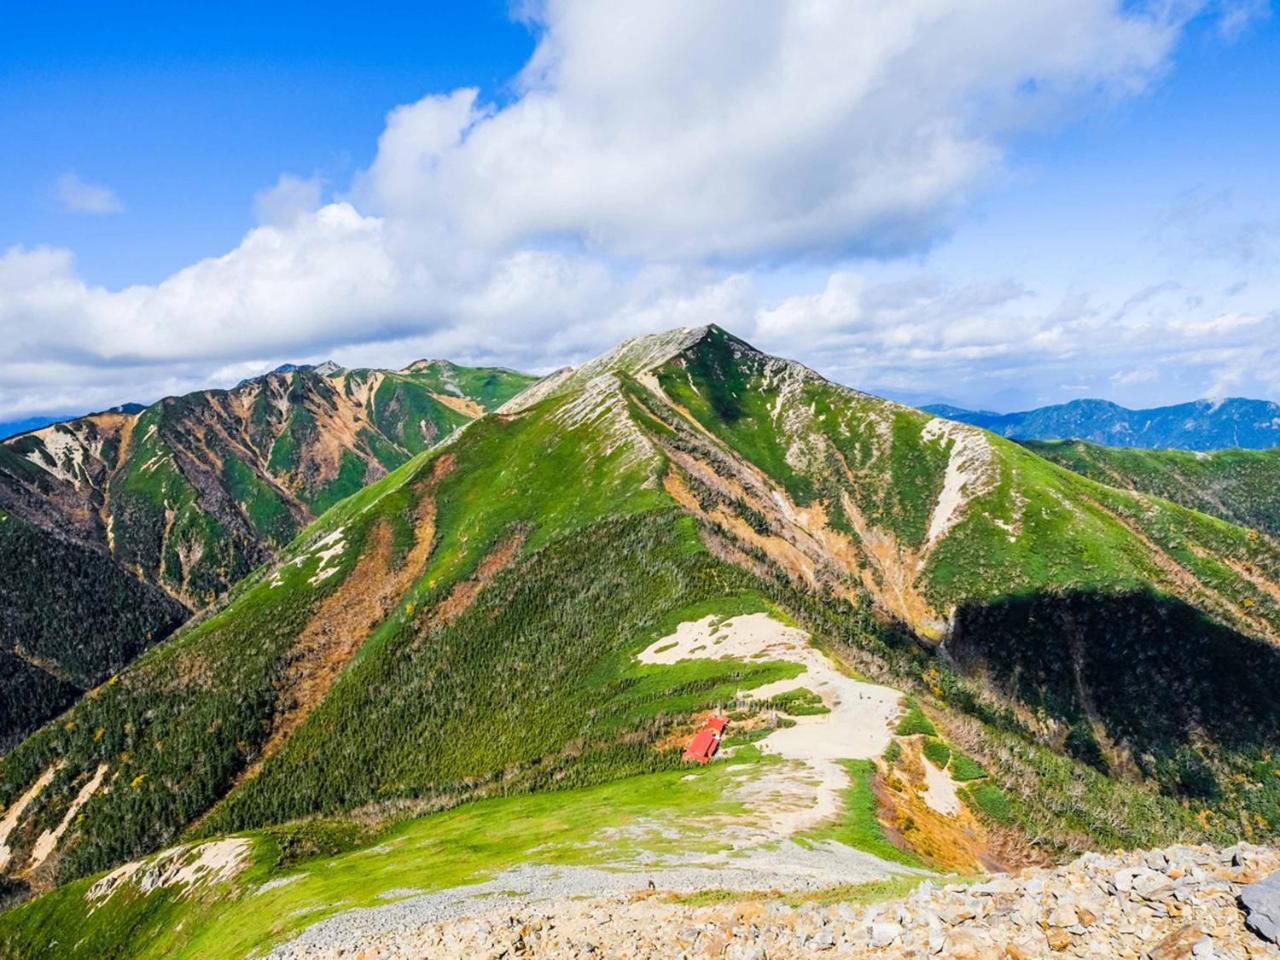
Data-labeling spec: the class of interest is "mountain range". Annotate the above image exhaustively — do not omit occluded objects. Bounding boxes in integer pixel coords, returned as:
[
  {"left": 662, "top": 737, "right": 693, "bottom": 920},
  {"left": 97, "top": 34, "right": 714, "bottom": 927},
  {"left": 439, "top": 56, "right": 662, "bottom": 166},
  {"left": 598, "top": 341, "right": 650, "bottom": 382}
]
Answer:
[
  {"left": 927, "top": 397, "right": 1280, "bottom": 450},
  {"left": 0, "top": 360, "right": 534, "bottom": 747},
  {"left": 2, "top": 327, "right": 1280, "bottom": 957}
]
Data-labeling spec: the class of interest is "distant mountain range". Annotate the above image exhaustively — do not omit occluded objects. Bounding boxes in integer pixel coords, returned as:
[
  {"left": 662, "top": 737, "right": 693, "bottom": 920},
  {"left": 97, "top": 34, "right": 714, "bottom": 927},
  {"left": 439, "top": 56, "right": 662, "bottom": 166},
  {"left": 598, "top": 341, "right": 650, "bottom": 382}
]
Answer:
[
  {"left": 925, "top": 397, "right": 1280, "bottom": 450},
  {"left": 0, "top": 416, "right": 65, "bottom": 441}
]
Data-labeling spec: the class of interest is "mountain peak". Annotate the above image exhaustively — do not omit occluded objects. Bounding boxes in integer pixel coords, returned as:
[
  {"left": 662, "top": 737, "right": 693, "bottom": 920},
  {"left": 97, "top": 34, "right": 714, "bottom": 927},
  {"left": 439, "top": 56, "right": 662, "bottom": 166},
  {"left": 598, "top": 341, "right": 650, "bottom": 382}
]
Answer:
[
  {"left": 267, "top": 360, "right": 340, "bottom": 376},
  {"left": 401, "top": 358, "right": 456, "bottom": 375},
  {"left": 500, "top": 325, "right": 758, "bottom": 413}
]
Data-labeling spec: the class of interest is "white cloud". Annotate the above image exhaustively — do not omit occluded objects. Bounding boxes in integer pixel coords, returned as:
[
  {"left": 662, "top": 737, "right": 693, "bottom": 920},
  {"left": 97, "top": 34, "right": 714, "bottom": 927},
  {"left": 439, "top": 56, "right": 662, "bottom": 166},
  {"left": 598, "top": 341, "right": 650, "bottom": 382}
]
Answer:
[
  {"left": 1217, "top": 0, "right": 1271, "bottom": 40},
  {"left": 746, "top": 273, "right": 1280, "bottom": 410},
  {"left": 253, "top": 173, "right": 324, "bottom": 226},
  {"left": 359, "top": 1, "right": 1187, "bottom": 262},
  {"left": 1, "top": 1, "right": 1274, "bottom": 419},
  {"left": 55, "top": 173, "right": 124, "bottom": 214}
]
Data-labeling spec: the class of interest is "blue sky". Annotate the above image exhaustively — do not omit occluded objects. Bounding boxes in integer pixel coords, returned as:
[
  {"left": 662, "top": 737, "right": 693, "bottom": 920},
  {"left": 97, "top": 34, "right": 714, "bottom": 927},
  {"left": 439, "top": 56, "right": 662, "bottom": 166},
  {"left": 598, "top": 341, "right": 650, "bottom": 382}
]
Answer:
[
  {"left": 1, "top": 1, "right": 1278, "bottom": 422},
  {"left": 0, "top": 1, "right": 534, "bottom": 286}
]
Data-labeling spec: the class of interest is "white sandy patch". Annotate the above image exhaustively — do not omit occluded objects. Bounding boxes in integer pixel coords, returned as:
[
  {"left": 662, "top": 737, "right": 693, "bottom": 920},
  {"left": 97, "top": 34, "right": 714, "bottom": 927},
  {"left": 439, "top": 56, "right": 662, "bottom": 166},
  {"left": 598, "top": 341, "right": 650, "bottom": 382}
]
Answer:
[
  {"left": 307, "top": 529, "right": 347, "bottom": 585},
  {"left": 922, "top": 418, "right": 997, "bottom": 547},
  {"left": 27, "top": 762, "right": 108, "bottom": 871},
  {"left": 638, "top": 613, "right": 901, "bottom": 837},
  {"left": 922, "top": 758, "right": 962, "bottom": 816},
  {"left": 270, "top": 527, "right": 348, "bottom": 588},
  {"left": 0, "top": 763, "right": 62, "bottom": 871},
  {"left": 87, "top": 837, "right": 253, "bottom": 906},
  {"left": 257, "top": 872, "right": 306, "bottom": 895},
  {"left": 24, "top": 427, "right": 88, "bottom": 487}
]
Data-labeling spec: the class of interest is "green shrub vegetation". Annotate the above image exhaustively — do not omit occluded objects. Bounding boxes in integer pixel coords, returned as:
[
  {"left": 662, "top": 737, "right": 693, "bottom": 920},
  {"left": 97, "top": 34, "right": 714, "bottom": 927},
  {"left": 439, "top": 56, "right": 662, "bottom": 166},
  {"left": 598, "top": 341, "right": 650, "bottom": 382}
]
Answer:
[
  {"left": 965, "top": 782, "right": 1015, "bottom": 825},
  {"left": 921, "top": 738, "right": 951, "bottom": 768},
  {"left": 0, "top": 510, "right": 186, "bottom": 748},
  {"left": 768, "top": 687, "right": 830, "bottom": 716},
  {"left": 803, "top": 759, "right": 922, "bottom": 868},
  {"left": 948, "top": 752, "right": 987, "bottom": 782},
  {"left": 895, "top": 699, "right": 937, "bottom": 737}
]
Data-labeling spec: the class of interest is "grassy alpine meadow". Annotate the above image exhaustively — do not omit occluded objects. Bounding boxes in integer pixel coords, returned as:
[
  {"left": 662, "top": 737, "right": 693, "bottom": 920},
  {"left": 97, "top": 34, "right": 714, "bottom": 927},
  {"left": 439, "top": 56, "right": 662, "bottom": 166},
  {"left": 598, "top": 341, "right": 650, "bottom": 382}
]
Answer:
[{"left": 0, "top": 762, "right": 762, "bottom": 960}]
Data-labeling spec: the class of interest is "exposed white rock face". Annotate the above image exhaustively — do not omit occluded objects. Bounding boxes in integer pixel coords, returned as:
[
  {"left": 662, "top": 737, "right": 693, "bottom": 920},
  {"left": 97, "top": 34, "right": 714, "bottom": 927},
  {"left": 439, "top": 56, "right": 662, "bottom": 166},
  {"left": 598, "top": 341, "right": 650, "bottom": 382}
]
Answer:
[
  {"left": 499, "top": 326, "right": 712, "bottom": 414},
  {"left": 0, "top": 763, "right": 61, "bottom": 871},
  {"left": 23, "top": 425, "right": 96, "bottom": 488},
  {"left": 921, "top": 417, "right": 997, "bottom": 547},
  {"left": 27, "top": 763, "right": 109, "bottom": 871},
  {"left": 550, "top": 374, "right": 656, "bottom": 471},
  {"left": 86, "top": 837, "right": 253, "bottom": 906}
]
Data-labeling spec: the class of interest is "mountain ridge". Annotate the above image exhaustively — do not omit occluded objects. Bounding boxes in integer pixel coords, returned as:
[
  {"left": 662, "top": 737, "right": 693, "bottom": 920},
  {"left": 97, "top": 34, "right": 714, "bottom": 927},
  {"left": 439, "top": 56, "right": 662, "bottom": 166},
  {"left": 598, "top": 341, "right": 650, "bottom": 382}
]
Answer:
[
  {"left": 1024, "top": 438, "right": 1280, "bottom": 538},
  {"left": 927, "top": 396, "right": 1280, "bottom": 450},
  {"left": 0, "top": 359, "right": 535, "bottom": 747},
  {"left": 3, "top": 326, "right": 1280, "bottom": 957}
]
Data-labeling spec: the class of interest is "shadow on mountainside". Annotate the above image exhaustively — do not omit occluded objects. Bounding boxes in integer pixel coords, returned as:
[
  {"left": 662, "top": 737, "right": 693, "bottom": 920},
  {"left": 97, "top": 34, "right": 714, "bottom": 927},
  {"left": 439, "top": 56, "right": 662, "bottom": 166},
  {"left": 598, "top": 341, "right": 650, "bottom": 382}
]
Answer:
[{"left": 944, "top": 588, "right": 1280, "bottom": 799}]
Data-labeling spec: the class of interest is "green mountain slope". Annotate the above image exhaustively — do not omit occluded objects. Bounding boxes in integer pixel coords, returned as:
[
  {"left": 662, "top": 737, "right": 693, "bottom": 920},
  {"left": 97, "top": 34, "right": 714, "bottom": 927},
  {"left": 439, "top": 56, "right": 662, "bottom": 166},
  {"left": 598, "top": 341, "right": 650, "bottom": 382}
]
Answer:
[
  {"left": 1022, "top": 439, "right": 1280, "bottom": 537},
  {"left": 3, "top": 326, "right": 1280, "bottom": 941},
  {"left": 0, "top": 510, "right": 186, "bottom": 750},
  {"left": 0, "top": 362, "right": 534, "bottom": 607},
  {"left": 0, "top": 362, "right": 533, "bottom": 750}
]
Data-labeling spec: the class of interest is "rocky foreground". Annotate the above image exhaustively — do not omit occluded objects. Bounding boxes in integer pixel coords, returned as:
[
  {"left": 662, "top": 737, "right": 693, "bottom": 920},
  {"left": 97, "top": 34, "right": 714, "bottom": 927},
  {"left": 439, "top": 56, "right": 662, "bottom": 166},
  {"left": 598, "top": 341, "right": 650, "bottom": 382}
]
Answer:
[{"left": 278, "top": 844, "right": 1280, "bottom": 960}]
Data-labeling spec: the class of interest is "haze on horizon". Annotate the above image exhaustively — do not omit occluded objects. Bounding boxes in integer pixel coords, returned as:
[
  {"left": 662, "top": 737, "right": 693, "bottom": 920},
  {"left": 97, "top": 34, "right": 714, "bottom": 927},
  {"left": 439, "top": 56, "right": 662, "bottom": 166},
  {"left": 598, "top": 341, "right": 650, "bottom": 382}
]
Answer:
[{"left": 2, "top": 0, "right": 1278, "bottom": 422}]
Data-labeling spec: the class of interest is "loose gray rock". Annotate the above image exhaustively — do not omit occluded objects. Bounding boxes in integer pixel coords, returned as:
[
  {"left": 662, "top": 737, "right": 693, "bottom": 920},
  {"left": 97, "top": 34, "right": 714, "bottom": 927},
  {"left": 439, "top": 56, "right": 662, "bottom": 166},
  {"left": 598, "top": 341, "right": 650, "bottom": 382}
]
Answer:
[
  {"left": 263, "top": 843, "right": 1280, "bottom": 959},
  {"left": 1240, "top": 870, "right": 1280, "bottom": 943}
]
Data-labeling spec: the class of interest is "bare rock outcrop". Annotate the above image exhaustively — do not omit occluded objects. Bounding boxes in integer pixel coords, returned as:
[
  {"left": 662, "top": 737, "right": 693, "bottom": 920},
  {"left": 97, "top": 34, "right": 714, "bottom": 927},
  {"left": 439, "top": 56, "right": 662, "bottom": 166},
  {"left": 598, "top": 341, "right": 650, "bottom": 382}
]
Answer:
[{"left": 272, "top": 844, "right": 1280, "bottom": 959}]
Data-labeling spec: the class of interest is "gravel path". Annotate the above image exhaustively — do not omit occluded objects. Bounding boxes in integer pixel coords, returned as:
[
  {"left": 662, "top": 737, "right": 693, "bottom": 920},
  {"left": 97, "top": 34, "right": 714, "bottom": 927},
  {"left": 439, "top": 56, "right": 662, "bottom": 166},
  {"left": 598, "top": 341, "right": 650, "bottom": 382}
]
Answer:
[
  {"left": 263, "top": 844, "right": 1280, "bottom": 960},
  {"left": 260, "top": 840, "right": 921, "bottom": 958}
]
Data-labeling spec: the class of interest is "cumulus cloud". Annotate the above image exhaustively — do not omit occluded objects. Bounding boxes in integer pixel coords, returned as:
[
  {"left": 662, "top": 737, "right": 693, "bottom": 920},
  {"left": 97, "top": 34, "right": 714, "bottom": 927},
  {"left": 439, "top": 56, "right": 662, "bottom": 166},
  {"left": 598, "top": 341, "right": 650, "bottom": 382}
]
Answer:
[
  {"left": 0, "top": 0, "right": 1272, "bottom": 418},
  {"left": 253, "top": 173, "right": 325, "bottom": 227},
  {"left": 55, "top": 173, "right": 124, "bottom": 214},
  {"left": 747, "top": 272, "right": 1280, "bottom": 410},
  {"left": 360, "top": 0, "right": 1186, "bottom": 262}
]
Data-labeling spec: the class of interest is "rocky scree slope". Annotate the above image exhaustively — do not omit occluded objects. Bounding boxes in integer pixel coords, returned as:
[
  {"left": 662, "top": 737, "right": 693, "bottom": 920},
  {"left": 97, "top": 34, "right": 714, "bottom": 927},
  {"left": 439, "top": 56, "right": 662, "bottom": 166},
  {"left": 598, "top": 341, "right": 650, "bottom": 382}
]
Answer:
[
  {"left": 0, "top": 361, "right": 532, "bottom": 746},
  {"left": 268, "top": 843, "right": 1280, "bottom": 960},
  {"left": 3, "top": 326, "right": 1280, "bottom": 911}
]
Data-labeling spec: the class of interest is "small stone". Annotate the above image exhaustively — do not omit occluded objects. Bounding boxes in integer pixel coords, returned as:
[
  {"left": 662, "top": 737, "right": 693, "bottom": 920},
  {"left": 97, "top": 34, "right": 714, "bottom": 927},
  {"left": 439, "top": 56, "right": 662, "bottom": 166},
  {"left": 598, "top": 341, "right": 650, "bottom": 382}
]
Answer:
[
  {"left": 937, "top": 904, "right": 977, "bottom": 925},
  {"left": 1048, "top": 905, "right": 1078, "bottom": 927},
  {"left": 1147, "top": 924, "right": 1201, "bottom": 960},
  {"left": 809, "top": 927, "right": 835, "bottom": 950},
  {"left": 1132, "top": 870, "right": 1175, "bottom": 901},
  {"left": 870, "top": 922, "right": 903, "bottom": 947},
  {"left": 1046, "top": 927, "right": 1073, "bottom": 951}
]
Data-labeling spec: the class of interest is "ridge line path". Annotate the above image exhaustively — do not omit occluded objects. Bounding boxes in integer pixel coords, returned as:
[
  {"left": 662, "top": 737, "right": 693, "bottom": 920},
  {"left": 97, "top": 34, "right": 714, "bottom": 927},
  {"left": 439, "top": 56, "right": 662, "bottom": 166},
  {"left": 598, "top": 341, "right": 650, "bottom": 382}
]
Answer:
[{"left": 266, "top": 612, "right": 922, "bottom": 959}]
